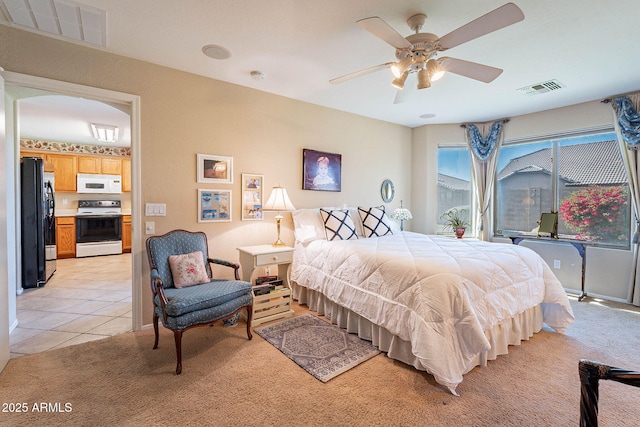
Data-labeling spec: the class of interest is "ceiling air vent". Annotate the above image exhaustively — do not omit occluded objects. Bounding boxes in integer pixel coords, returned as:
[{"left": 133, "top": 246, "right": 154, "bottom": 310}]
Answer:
[
  {"left": 517, "top": 80, "right": 565, "bottom": 96},
  {"left": 0, "top": 0, "right": 106, "bottom": 47}
]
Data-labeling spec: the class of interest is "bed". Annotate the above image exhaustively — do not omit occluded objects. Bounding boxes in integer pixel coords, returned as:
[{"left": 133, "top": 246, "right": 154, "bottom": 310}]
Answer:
[{"left": 289, "top": 207, "right": 575, "bottom": 395}]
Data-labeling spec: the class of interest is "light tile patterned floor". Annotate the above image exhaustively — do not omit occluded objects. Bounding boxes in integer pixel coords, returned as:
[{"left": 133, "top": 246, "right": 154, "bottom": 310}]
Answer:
[{"left": 10, "top": 254, "right": 132, "bottom": 358}]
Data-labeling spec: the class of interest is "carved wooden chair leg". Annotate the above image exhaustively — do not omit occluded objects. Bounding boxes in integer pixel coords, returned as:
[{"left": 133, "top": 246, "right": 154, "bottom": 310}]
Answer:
[
  {"left": 174, "top": 330, "right": 183, "bottom": 375},
  {"left": 152, "top": 313, "right": 160, "bottom": 349}
]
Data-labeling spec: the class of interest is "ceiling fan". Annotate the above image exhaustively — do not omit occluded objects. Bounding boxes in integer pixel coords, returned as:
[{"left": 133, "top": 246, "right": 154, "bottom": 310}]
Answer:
[{"left": 330, "top": 3, "right": 525, "bottom": 98}]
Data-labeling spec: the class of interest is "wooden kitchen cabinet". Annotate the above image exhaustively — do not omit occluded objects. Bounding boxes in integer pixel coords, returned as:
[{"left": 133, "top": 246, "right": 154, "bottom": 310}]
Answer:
[
  {"left": 122, "top": 215, "right": 132, "bottom": 253},
  {"left": 101, "top": 157, "right": 122, "bottom": 175},
  {"left": 122, "top": 158, "right": 131, "bottom": 192},
  {"left": 77, "top": 155, "right": 122, "bottom": 175},
  {"left": 56, "top": 216, "right": 76, "bottom": 259},
  {"left": 77, "top": 156, "right": 102, "bottom": 174},
  {"left": 20, "top": 151, "right": 55, "bottom": 172},
  {"left": 47, "top": 154, "right": 77, "bottom": 191}
]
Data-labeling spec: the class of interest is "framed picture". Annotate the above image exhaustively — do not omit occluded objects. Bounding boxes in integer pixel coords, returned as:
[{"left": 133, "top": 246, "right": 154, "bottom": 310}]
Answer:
[
  {"left": 537, "top": 212, "right": 558, "bottom": 239},
  {"left": 197, "top": 154, "right": 233, "bottom": 184},
  {"left": 302, "top": 148, "right": 341, "bottom": 191},
  {"left": 198, "top": 189, "right": 232, "bottom": 222},
  {"left": 241, "top": 173, "right": 263, "bottom": 221}
]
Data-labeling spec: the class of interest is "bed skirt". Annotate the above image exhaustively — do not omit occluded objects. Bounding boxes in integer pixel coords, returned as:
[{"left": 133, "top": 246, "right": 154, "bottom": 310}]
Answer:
[{"left": 291, "top": 281, "right": 544, "bottom": 376}]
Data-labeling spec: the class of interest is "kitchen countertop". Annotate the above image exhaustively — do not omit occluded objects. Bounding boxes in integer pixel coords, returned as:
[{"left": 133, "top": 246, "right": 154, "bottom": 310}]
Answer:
[
  {"left": 56, "top": 209, "right": 131, "bottom": 217},
  {"left": 56, "top": 209, "right": 77, "bottom": 217}
]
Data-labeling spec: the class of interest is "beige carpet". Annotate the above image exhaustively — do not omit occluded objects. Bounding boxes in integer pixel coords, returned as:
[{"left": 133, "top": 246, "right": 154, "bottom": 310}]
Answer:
[{"left": 1, "top": 296, "right": 639, "bottom": 426}]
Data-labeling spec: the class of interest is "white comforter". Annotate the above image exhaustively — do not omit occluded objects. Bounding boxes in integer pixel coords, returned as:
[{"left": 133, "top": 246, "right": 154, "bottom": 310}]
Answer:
[{"left": 290, "top": 232, "right": 574, "bottom": 392}]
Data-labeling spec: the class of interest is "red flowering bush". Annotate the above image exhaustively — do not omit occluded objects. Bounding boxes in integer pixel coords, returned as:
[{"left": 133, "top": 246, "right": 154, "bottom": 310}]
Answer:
[{"left": 559, "top": 185, "right": 628, "bottom": 242}]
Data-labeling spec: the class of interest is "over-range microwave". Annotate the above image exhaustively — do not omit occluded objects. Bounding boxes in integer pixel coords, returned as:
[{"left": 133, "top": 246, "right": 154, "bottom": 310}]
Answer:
[{"left": 77, "top": 174, "right": 122, "bottom": 194}]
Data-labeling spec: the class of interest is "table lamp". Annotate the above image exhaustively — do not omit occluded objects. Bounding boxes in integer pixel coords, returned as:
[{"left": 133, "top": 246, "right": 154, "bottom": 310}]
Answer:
[
  {"left": 262, "top": 186, "right": 296, "bottom": 246},
  {"left": 391, "top": 200, "right": 412, "bottom": 231}
]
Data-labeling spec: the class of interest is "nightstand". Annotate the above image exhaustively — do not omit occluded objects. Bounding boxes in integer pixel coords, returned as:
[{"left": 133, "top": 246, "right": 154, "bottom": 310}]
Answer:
[{"left": 237, "top": 245, "right": 294, "bottom": 326}]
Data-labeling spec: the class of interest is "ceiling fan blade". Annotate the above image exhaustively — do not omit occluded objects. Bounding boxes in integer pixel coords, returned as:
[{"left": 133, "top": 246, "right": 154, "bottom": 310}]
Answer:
[
  {"left": 394, "top": 73, "right": 417, "bottom": 104},
  {"left": 357, "top": 17, "right": 412, "bottom": 49},
  {"left": 329, "top": 63, "right": 392, "bottom": 84},
  {"left": 438, "top": 57, "right": 503, "bottom": 83},
  {"left": 436, "top": 3, "right": 524, "bottom": 50}
]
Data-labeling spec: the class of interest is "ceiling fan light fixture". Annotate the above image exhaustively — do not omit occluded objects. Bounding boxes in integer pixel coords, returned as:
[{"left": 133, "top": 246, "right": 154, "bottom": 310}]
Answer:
[
  {"left": 391, "top": 57, "right": 413, "bottom": 78},
  {"left": 392, "top": 71, "right": 409, "bottom": 89},
  {"left": 417, "top": 68, "right": 431, "bottom": 90},
  {"left": 427, "top": 59, "right": 445, "bottom": 81}
]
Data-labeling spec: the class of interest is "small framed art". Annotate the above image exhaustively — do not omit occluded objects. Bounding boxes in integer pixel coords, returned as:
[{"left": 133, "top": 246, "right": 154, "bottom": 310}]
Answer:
[
  {"left": 241, "top": 173, "right": 263, "bottom": 220},
  {"left": 302, "top": 148, "right": 342, "bottom": 192},
  {"left": 198, "top": 189, "right": 232, "bottom": 222},
  {"left": 197, "top": 154, "right": 233, "bottom": 184}
]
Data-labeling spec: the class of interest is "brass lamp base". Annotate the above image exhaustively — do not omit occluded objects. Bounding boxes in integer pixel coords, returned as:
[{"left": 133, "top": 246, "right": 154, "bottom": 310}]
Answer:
[{"left": 272, "top": 215, "right": 285, "bottom": 247}]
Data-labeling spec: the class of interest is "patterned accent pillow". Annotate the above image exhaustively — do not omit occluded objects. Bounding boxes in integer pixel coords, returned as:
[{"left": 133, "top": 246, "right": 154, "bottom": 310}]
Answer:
[
  {"left": 358, "top": 206, "right": 394, "bottom": 237},
  {"left": 168, "top": 251, "right": 210, "bottom": 288},
  {"left": 319, "top": 209, "right": 359, "bottom": 241}
]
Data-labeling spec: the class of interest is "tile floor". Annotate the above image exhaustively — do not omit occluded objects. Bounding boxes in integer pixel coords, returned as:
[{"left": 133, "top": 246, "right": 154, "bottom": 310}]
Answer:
[{"left": 10, "top": 253, "right": 132, "bottom": 358}]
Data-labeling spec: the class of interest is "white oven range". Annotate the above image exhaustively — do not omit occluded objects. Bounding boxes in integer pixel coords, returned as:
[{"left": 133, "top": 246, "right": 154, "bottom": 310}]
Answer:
[{"left": 76, "top": 199, "right": 123, "bottom": 258}]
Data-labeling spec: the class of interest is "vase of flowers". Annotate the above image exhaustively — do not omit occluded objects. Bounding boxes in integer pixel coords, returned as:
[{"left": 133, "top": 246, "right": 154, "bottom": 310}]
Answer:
[{"left": 440, "top": 208, "right": 470, "bottom": 239}]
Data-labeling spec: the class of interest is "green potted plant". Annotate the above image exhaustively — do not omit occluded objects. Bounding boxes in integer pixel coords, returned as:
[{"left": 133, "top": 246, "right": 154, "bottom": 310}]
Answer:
[{"left": 440, "top": 207, "right": 470, "bottom": 239}]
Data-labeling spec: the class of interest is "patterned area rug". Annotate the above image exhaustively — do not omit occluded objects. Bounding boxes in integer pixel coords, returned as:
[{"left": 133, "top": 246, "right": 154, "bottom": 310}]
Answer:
[{"left": 254, "top": 313, "right": 380, "bottom": 382}]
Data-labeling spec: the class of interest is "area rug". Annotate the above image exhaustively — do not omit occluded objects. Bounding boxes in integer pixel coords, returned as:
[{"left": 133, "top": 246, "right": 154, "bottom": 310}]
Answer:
[{"left": 254, "top": 313, "right": 380, "bottom": 382}]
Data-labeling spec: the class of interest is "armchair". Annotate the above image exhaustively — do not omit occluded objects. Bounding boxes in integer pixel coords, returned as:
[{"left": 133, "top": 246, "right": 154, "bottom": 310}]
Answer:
[{"left": 146, "top": 229, "right": 253, "bottom": 374}]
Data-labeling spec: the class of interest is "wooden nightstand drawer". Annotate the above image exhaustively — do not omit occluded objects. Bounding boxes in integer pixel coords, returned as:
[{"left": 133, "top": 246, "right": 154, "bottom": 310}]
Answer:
[{"left": 255, "top": 250, "right": 293, "bottom": 266}]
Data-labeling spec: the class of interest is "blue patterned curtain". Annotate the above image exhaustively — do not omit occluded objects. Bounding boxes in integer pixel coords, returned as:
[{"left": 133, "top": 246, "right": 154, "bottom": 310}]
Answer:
[
  {"left": 466, "top": 121, "right": 504, "bottom": 162},
  {"left": 613, "top": 96, "right": 640, "bottom": 149},
  {"left": 609, "top": 93, "right": 640, "bottom": 305},
  {"left": 463, "top": 120, "right": 507, "bottom": 240}
]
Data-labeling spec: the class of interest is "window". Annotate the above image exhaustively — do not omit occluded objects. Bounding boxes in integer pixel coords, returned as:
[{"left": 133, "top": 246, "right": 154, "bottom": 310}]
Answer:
[
  {"left": 495, "top": 131, "right": 630, "bottom": 247},
  {"left": 437, "top": 146, "right": 472, "bottom": 235}
]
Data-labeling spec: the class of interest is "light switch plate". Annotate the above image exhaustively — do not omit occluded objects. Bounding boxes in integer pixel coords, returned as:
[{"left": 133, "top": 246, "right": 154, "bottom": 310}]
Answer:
[
  {"left": 145, "top": 221, "right": 155, "bottom": 235},
  {"left": 145, "top": 203, "right": 166, "bottom": 216}
]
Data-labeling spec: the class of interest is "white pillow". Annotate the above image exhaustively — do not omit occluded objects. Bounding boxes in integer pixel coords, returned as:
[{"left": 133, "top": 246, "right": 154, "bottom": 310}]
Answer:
[
  {"left": 358, "top": 206, "right": 394, "bottom": 237},
  {"left": 292, "top": 208, "right": 326, "bottom": 243},
  {"left": 320, "top": 209, "right": 359, "bottom": 241}
]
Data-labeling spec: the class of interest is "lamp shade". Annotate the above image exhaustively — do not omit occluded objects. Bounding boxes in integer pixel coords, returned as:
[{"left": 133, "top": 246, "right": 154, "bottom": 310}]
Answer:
[
  {"left": 427, "top": 59, "right": 445, "bottom": 81},
  {"left": 417, "top": 68, "right": 431, "bottom": 90},
  {"left": 391, "top": 207, "right": 413, "bottom": 221},
  {"left": 263, "top": 186, "right": 296, "bottom": 212},
  {"left": 391, "top": 71, "right": 409, "bottom": 89},
  {"left": 391, "top": 200, "right": 412, "bottom": 231}
]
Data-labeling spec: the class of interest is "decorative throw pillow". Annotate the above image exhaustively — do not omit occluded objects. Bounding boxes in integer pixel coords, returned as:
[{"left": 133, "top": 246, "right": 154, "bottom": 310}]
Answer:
[
  {"left": 319, "top": 208, "right": 359, "bottom": 241},
  {"left": 168, "top": 251, "right": 210, "bottom": 288},
  {"left": 358, "top": 206, "right": 394, "bottom": 237}
]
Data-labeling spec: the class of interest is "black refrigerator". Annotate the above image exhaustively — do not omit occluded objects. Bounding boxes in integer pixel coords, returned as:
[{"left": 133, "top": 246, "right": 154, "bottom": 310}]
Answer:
[{"left": 21, "top": 157, "right": 57, "bottom": 288}]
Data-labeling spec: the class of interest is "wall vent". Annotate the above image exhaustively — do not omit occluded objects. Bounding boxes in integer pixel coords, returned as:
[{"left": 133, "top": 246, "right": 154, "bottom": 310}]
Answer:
[{"left": 517, "top": 80, "right": 565, "bottom": 96}]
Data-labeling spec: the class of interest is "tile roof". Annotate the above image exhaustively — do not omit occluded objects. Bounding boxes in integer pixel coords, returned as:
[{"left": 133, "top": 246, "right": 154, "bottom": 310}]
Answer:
[
  {"left": 437, "top": 173, "right": 471, "bottom": 190},
  {"left": 497, "top": 140, "right": 626, "bottom": 185}
]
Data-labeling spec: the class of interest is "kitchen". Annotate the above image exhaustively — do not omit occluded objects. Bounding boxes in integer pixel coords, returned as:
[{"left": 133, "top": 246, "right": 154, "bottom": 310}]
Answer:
[{"left": 12, "top": 92, "right": 133, "bottom": 357}]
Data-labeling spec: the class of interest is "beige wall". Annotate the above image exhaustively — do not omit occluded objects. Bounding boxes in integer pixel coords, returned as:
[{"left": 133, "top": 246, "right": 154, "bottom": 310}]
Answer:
[
  {"left": 411, "top": 100, "right": 631, "bottom": 300},
  {"left": 411, "top": 101, "right": 615, "bottom": 233},
  {"left": 1, "top": 23, "right": 632, "bottom": 326},
  {"left": 0, "top": 26, "right": 412, "bottom": 324}
]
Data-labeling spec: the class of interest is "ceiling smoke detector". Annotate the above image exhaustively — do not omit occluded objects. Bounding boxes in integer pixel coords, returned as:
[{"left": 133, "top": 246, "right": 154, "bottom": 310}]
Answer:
[
  {"left": 517, "top": 79, "right": 565, "bottom": 96},
  {"left": 250, "top": 71, "right": 265, "bottom": 81}
]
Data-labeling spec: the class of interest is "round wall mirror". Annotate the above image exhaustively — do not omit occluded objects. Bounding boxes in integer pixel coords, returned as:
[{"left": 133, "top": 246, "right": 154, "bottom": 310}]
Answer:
[{"left": 381, "top": 179, "right": 395, "bottom": 203}]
